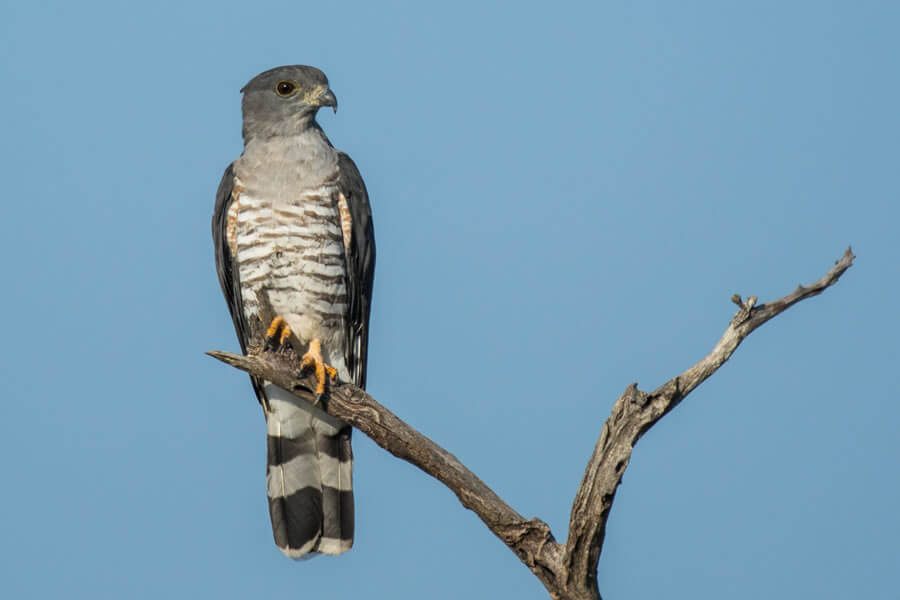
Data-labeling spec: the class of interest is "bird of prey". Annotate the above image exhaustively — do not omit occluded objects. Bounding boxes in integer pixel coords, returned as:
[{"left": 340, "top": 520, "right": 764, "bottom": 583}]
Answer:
[{"left": 212, "top": 65, "right": 375, "bottom": 559}]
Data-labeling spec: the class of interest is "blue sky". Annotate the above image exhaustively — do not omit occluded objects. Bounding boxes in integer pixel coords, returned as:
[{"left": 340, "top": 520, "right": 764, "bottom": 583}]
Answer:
[{"left": 2, "top": 1, "right": 898, "bottom": 598}]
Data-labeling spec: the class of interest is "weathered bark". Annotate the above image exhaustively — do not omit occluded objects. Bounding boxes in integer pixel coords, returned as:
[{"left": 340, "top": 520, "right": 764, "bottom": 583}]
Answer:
[{"left": 209, "top": 247, "right": 854, "bottom": 600}]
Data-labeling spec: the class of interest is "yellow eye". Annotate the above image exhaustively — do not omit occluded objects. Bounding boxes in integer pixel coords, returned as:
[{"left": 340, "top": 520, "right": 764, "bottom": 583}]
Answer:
[{"left": 275, "top": 81, "right": 296, "bottom": 96}]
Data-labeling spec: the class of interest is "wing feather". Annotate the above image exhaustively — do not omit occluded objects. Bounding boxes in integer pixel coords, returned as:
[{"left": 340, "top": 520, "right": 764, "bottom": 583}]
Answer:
[
  {"left": 336, "top": 153, "right": 375, "bottom": 389},
  {"left": 213, "top": 163, "right": 267, "bottom": 406}
]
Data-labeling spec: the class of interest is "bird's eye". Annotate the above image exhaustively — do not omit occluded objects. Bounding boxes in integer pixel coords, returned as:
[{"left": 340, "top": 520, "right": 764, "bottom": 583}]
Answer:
[{"left": 275, "top": 81, "right": 296, "bottom": 96}]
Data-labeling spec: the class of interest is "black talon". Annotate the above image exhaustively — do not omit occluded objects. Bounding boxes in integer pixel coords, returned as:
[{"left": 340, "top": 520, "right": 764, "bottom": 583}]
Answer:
[{"left": 264, "top": 334, "right": 280, "bottom": 352}]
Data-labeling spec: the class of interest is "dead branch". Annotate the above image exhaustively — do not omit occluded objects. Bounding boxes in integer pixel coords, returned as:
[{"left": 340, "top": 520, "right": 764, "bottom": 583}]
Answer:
[{"left": 208, "top": 247, "right": 854, "bottom": 600}]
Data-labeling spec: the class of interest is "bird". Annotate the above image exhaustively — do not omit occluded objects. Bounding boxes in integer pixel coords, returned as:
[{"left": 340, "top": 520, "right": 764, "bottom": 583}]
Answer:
[{"left": 212, "top": 65, "right": 375, "bottom": 559}]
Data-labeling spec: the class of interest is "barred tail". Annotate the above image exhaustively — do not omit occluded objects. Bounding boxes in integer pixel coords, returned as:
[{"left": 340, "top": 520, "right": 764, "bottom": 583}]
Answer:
[{"left": 263, "top": 384, "right": 354, "bottom": 559}]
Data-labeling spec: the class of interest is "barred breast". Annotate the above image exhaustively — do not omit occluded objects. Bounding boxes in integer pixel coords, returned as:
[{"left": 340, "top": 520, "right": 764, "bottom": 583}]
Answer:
[{"left": 228, "top": 169, "right": 350, "bottom": 380}]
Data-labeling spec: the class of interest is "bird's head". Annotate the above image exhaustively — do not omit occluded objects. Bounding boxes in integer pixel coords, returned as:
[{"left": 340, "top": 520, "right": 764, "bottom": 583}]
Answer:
[{"left": 240, "top": 65, "right": 338, "bottom": 141}]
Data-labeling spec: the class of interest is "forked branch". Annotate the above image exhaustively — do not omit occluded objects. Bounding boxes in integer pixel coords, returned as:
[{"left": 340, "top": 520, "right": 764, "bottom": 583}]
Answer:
[{"left": 208, "top": 247, "right": 854, "bottom": 600}]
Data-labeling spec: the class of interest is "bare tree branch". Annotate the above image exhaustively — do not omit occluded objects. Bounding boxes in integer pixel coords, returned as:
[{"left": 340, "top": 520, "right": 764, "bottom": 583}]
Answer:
[
  {"left": 208, "top": 247, "right": 854, "bottom": 600},
  {"left": 205, "top": 350, "right": 566, "bottom": 592},
  {"left": 562, "top": 247, "right": 855, "bottom": 598}
]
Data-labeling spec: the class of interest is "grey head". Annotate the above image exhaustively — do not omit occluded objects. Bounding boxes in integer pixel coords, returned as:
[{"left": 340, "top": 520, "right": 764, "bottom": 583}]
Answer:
[{"left": 240, "top": 65, "right": 338, "bottom": 142}]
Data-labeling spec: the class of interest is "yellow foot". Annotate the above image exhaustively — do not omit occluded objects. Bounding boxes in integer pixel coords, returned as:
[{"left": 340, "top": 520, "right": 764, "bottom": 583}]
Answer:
[
  {"left": 264, "top": 316, "right": 292, "bottom": 351},
  {"left": 299, "top": 339, "right": 338, "bottom": 396}
]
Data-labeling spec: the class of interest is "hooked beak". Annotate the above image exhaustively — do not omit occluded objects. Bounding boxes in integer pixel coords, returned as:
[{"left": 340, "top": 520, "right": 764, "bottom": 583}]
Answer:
[{"left": 316, "top": 88, "right": 338, "bottom": 113}]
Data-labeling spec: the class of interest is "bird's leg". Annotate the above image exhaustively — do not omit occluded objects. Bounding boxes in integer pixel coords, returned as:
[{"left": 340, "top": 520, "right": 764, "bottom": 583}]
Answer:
[
  {"left": 299, "top": 339, "right": 338, "bottom": 396},
  {"left": 263, "top": 316, "right": 292, "bottom": 352}
]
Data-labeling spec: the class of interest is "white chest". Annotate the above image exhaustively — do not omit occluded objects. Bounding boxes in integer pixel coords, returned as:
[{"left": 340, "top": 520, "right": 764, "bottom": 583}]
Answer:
[{"left": 227, "top": 177, "right": 350, "bottom": 371}]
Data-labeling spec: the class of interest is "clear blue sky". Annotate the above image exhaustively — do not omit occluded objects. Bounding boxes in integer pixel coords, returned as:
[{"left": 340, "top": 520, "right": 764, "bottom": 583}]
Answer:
[{"left": 2, "top": 1, "right": 897, "bottom": 598}]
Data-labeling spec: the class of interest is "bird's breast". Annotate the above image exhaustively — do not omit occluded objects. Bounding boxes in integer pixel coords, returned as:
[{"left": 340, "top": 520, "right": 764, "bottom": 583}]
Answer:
[{"left": 230, "top": 176, "right": 349, "bottom": 367}]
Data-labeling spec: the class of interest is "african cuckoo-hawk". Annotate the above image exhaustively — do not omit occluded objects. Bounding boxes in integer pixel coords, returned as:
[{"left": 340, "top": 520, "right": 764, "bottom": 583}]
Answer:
[{"left": 212, "top": 65, "right": 375, "bottom": 559}]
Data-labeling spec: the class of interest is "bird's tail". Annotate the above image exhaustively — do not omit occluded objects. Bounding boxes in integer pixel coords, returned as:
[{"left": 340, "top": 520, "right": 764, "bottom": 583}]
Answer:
[{"left": 263, "top": 384, "right": 354, "bottom": 559}]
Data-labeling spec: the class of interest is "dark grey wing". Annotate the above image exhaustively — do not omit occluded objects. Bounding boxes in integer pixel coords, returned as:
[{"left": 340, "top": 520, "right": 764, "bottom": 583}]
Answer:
[
  {"left": 337, "top": 152, "right": 376, "bottom": 389},
  {"left": 212, "top": 163, "right": 266, "bottom": 406}
]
